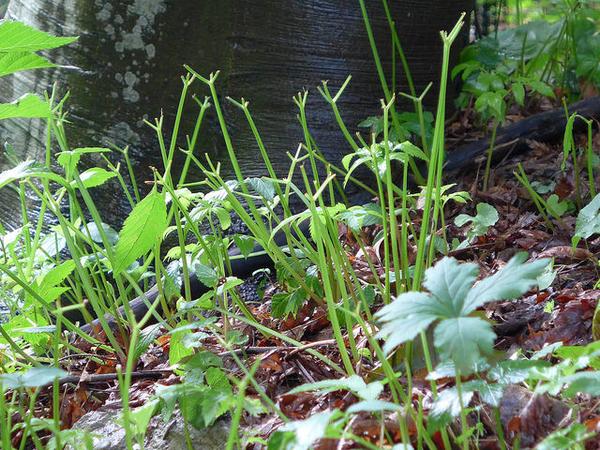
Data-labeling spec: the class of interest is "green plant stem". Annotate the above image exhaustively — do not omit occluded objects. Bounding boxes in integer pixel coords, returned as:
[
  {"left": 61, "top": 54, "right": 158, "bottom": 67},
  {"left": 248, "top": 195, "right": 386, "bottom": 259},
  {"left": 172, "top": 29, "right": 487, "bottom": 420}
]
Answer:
[
  {"left": 585, "top": 119, "right": 596, "bottom": 198},
  {"left": 455, "top": 369, "right": 469, "bottom": 450},
  {"left": 381, "top": 0, "right": 416, "bottom": 98},
  {"left": 483, "top": 121, "right": 499, "bottom": 191},
  {"left": 358, "top": 0, "right": 425, "bottom": 185},
  {"left": 301, "top": 167, "right": 354, "bottom": 374},
  {"left": 382, "top": 97, "right": 402, "bottom": 296},
  {"left": 179, "top": 96, "right": 210, "bottom": 187}
]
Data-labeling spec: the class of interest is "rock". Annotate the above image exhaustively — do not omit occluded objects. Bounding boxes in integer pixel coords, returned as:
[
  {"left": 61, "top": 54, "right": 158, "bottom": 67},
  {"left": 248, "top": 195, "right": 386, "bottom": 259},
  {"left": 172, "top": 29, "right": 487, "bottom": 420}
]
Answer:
[
  {"left": 70, "top": 406, "right": 231, "bottom": 450},
  {"left": 500, "top": 384, "right": 571, "bottom": 448}
]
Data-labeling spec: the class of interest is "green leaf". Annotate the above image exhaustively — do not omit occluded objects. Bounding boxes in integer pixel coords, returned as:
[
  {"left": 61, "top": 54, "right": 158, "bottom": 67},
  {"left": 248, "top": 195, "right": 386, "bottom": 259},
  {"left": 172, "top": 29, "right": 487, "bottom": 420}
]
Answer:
[
  {"left": 271, "top": 288, "right": 306, "bottom": 318},
  {"left": 346, "top": 399, "right": 401, "bottom": 413},
  {"left": 233, "top": 234, "right": 255, "bottom": 258},
  {"left": 528, "top": 79, "right": 555, "bottom": 98},
  {"left": 512, "top": 82, "right": 525, "bottom": 106},
  {"left": 454, "top": 203, "right": 498, "bottom": 239},
  {"left": 215, "top": 277, "right": 243, "bottom": 296},
  {"left": 394, "top": 141, "right": 428, "bottom": 161},
  {"left": 547, "top": 194, "right": 568, "bottom": 218},
  {"left": 169, "top": 327, "right": 194, "bottom": 366},
  {"left": 0, "top": 366, "right": 67, "bottom": 389},
  {"left": 562, "top": 371, "right": 600, "bottom": 397},
  {"left": 268, "top": 431, "right": 296, "bottom": 450},
  {"left": 462, "top": 253, "right": 548, "bottom": 314},
  {"left": 574, "top": 193, "right": 600, "bottom": 241},
  {"left": 375, "top": 292, "right": 446, "bottom": 354},
  {"left": 74, "top": 167, "right": 116, "bottom": 189},
  {"left": 128, "top": 400, "right": 159, "bottom": 436},
  {"left": 0, "top": 21, "right": 77, "bottom": 53},
  {"left": 537, "top": 423, "right": 594, "bottom": 450},
  {"left": 488, "top": 359, "right": 550, "bottom": 385},
  {"left": 57, "top": 147, "right": 110, "bottom": 174},
  {"left": 194, "top": 262, "right": 218, "bottom": 288},
  {"left": 278, "top": 410, "right": 339, "bottom": 450},
  {"left": 423, "top": 257, "right": 479, "bottom": 315},
  {"left": 0, "top": 51, "right": 54, "bottom": 77},
  {"left": 288, "top": 375, "right": 367, "bottom": 396},
  {"left": 246, "top": 177, "right": 275, "bottom": 201},
  {"left": 82, "top": 222, "right": 118, "bottom": 245},
  {"left": 37, "top": 260, "right": 75, "bottom": 288},
  {"left": 434, "top": 317, "right": 496, "bottom": 372},
  {"left": 0, "top": 159, "right": 66, "bottom": 189},
  {"left": 0, "top": 93, "right": 50, "bottom": 120},
  {"left": 474, "top": 91, "right": 506, "bottom": 120},
  {"left": 113, "top": 188, "right": 167, "bottom": 275},
  {"left": 428, "top": 384, "right": 476, "bottom": 431}
]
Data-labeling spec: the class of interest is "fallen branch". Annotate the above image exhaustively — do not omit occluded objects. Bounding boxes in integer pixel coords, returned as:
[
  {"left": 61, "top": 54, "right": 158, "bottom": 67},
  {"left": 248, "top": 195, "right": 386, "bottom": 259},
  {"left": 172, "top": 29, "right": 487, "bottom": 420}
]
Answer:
[
  {"left": 444, "top": 96, "right": 600, "bottom": 173},
  {"left": 42, "top": 368, "right": 173, "bottom": 389}
]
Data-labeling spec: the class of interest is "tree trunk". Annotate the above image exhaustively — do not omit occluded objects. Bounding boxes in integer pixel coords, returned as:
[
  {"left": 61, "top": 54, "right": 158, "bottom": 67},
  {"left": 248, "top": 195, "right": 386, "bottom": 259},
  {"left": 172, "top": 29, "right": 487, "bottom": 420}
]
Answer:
[{"left": 0, "top": 0, "right": 470, "bottom": 228}]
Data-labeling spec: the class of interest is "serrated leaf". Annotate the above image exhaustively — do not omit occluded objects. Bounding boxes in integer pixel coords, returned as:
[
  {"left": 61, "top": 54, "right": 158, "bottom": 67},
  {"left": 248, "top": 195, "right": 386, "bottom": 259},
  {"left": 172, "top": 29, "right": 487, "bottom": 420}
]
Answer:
[
  {"left": 462, "top": 253, "right": 548, "bottom": 313},
  {"left": 288, "top": 375, "right": 367, "bottom": 395},
  {"left": 232, "top": 234, "right": 255, "bottom": 258},
  {"left": 194, "top": 262, "right": 218, "bottom": 288},
  {"left": 113, "top": 189, "right": 167, "bottom": 275},
  {"left": 214, "top": 207, "right": 231, "bottom": 230},
  {"left": 0, "top": 366, "right": 67, "bottom": 389},
  {"left": 37, "top": 260, "right": 75, "bottom": 288},
  {"left": 574, "top": 193, "right": 600, "bottom": 241},
  {"left": 74, "top": 167, "right": 116, "bottom": 189},
  {"left": 512, "top": 82, "right": 525, "bottom": 106},
  {"left": 0, "top": 21, "right": 77, "bottom": 53},
  {"left": 0, "top": 93, "right": 50, "bottom": 120},
  {"left": 0, "top": 51, "right": 54, "bottom": 77},
  {"left": 246, "top": 177, "right": 275, "bottom": 201},
  {"left": 434, "top": 317, "right": 496, "bottom": 372},
  {"left": 423, "top": 257, "right": 479, "bottom": 315},
  {"left": 0, "top": 159, "right": 65, "bottom": 188},
  {"left": 375, "top": 292, "right": 446, "bottom": 354},
  {"left": 488, "top": 359, "right": 550, "bottom": 385},
  {"left": 57, "top": 147, "right": 110, "bottom": 174}
]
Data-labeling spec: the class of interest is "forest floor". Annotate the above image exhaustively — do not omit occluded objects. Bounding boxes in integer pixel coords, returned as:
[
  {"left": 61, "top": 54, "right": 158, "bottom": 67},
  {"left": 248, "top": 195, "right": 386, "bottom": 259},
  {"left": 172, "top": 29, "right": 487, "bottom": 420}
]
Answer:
[{"left": 45, "top": 101, "right": 600, "bottom": 449}]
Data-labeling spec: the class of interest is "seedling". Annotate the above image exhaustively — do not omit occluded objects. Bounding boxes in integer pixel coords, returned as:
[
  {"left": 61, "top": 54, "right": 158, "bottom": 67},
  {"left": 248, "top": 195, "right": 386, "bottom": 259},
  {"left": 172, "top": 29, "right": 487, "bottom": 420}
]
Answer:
[{"left": 453, "top": 202, "right": 498, "bottom": 249}]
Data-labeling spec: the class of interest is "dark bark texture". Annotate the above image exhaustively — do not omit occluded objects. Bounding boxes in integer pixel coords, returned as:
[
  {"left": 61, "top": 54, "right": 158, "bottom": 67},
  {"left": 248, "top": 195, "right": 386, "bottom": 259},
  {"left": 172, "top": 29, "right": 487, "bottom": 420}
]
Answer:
[{"left": 0, "top": 0, "right": 470, "bottom": 228}]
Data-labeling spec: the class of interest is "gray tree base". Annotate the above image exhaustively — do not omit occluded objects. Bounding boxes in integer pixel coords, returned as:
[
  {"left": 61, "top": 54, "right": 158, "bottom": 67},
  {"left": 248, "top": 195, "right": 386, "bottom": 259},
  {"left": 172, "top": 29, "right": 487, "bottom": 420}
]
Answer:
[{"left": 70, "top": 406, "right": 231, "bottom": 450}]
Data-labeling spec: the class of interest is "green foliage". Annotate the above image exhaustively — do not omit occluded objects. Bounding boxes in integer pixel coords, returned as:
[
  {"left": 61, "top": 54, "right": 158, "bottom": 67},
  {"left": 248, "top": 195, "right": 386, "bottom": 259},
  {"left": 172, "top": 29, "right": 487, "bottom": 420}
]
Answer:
[
  {"left": 0, "top": 366, "right": 66, "bottom": 389},
  {"left": 454, "top": 202, "right": 498, "bottom": 247},
  {"left": 457, "top": 4, "right": 600, "bottom": 107},
  {"left": 0, "top": 21, "right": 76, "bottom": 121},
  {"left": 269, "top": 410, "right": 341, "bottom": 450},
  {"left": 537, "top": 423, "right": 594, "bottom": 450},
  {"left": 376, "top": 254, "right": 547, "bottom": 372},
  {"left": 113, "top": 188, "right": 167, "bottom": 275},
  {"left": 341, "top": 140, "right": 427, "bottom": 186},
  {"left": 573, "top": 193, "right": 600, "bottom": 245},
  {"left": 453, "top": 24, "right": 556, "bottom": 122},
  {"left": 358, "top": 110, "right": 434, "bottom": 143},
  {"left": 0, "top": 21, "right": 76, "bottom": 53},
  {"left": 0, "top": 93, "right": 51, "bottom": 120}
]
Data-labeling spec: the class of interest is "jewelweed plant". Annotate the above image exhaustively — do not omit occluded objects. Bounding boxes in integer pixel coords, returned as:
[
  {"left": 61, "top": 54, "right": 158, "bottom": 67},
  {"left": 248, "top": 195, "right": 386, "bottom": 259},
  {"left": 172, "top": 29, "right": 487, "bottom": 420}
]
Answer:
[{"left": 0, "top": 9, "right": 589, "bottom": 450}]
